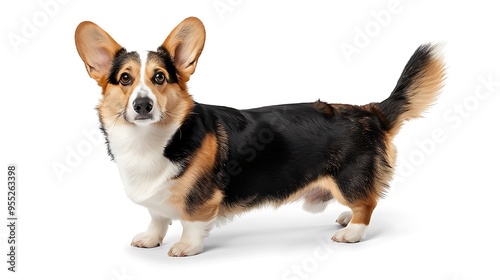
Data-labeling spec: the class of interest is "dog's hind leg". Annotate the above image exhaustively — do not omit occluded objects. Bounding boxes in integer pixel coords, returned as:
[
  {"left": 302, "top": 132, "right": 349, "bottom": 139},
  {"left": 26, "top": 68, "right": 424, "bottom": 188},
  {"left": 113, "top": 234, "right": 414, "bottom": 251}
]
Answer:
[{"left": 331, "top": 199, "right": 377, "bottom": 243}]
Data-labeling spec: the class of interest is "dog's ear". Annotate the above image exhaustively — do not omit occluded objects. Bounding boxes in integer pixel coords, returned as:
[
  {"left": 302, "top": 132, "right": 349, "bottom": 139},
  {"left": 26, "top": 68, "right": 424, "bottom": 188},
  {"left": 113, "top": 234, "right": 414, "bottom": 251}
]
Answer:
[
  {"left": 161, "top": 17, "right": 206, "bottom": 82},
  {"left": 75, "top": 21, "right": 122, "bottom": 86}
]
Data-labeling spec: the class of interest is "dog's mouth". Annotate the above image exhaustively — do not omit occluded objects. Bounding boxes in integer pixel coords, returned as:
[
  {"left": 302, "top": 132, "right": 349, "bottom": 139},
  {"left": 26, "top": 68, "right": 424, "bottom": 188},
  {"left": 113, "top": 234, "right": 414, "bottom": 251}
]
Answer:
[
  {"left": 134, "top": 114, "right": 153, "bottom": 121},
  {"left": 123, "top": 111, "right": 157, "bottom": 126},
  {"left": 131, "top": 113, "right": 158, "bottom": 126}
]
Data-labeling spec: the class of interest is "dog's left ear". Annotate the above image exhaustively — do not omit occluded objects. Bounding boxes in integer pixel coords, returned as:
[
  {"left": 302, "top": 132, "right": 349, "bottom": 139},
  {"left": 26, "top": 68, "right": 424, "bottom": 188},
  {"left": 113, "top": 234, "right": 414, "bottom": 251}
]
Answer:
[{"left": 161, "top": 17, "right": 206, "bottom": 82}]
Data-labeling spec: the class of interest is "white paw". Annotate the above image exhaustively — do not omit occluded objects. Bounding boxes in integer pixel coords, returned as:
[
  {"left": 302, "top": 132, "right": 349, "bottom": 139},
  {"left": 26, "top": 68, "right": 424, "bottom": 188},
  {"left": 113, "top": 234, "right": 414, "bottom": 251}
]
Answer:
[
  {"left": 332, "top": 224, "right": 367, "bottom": 243},
  {"left": 336, "top": 211, "right": 352, "bottom": 227},
  {"left": 131, "top": 232, "right": 163, "bottom": 248},
  {"left": 168, "top": 242, "right": 203, "bottom": 257}
]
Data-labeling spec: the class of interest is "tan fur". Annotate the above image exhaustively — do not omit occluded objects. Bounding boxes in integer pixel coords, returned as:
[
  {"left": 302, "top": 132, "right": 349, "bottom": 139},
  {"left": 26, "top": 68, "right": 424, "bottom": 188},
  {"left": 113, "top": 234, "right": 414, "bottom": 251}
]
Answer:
[
  {"left": 98, "top": 61, "right": 141, "bottom": 127},
  {"left": 190, "top": 190, "right": 224, "bottom": 221},
  {"left": 280, "top": 176, "right": 347, "bottom": 206},
  {"left": 77, "top": 18, "right": 445, "bottom": 251},
  {"left": 168, "top": 133, "right": 222, "bottom": 222},
  {"left": 349, "top": 200, "right": 377, "bottom": 225},
  {"left": 392, "top": 50, "right": 445, "bottom": 134},
  {"left": 324, "top": 51, "right": 445, "bottom": 226},
  {"left": 218, "top": 176, "right": 348, "bottom": 219},
  {"left": 162, "top": 17, "right": 206, "bottom": 84},
  {"left": 74, "top": 21, "right": 122, "bottom": 87},
  {"left": 144, "top": 64, "right": 194, "bottom": 128},
  {"left": 313, "top": 100, "right": 335, "bottom": 116},
  {"left": 76, "top": 19, "right": 202, "bottom": 130}
]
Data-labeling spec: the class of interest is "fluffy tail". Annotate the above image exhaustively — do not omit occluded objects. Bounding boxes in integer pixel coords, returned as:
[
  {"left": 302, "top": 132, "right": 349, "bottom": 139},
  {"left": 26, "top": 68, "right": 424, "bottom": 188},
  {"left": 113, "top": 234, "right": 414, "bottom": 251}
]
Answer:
[{"left": 376, "top": 44, "right": 445, "bottom": 133}]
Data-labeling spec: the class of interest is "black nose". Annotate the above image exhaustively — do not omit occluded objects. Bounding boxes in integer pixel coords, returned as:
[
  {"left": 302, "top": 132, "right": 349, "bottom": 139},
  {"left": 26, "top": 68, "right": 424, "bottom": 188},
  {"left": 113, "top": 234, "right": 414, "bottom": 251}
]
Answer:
[{"left": 133, "top": 97, "right": 153, "bottom": 114}]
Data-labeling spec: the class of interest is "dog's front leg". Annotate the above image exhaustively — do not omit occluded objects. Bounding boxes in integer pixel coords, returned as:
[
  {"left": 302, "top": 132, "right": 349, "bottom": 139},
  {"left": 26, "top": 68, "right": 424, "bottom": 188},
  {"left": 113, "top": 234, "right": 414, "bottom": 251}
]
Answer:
[
  {"left": 131, "top": 210, "right": 171, "bottom": 248},
  {"left": 167, "top": 219, "right": 215, "bottom": 257}
]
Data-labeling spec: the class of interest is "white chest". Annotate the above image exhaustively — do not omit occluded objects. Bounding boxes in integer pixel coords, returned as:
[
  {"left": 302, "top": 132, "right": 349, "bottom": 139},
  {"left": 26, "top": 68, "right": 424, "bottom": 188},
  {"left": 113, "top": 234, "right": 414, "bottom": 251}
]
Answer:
[{"left": 106, "top": 124, "right": 181, "bottom": 216}]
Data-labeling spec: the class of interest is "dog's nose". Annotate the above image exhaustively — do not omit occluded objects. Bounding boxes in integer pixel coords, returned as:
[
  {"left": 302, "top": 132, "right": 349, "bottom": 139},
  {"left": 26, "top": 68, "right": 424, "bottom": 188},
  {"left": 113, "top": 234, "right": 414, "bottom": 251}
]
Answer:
[{"left": 133, "top": 97, "right": 153, "bottom": 114}]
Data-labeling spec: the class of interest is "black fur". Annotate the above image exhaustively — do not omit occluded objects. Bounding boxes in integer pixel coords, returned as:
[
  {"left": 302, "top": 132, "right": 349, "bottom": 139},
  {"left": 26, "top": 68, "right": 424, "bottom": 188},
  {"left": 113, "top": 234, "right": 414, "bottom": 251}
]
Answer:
[
  {"left": 102, "top": 48, "right": 179, "bottom": 161},
  {"left": 105, "top": 43, "right": 439, "bottom": 212},
  {"left": 98, "top": 114, "right": 114, "bottom": 160},
  {"left": 107, "top": 49, "right": 140, "bottom": 85},
  {"left": 108, "top": 48, "right": 178, "bottom": 85},
  {"left": 378, "top": 44, "right": 435, "bottom": 131},
  {"left": 163, "top": 102, "right": 389, "bottom": 208},
  {"left": 163, "top": 104, "right": 212, "bottom": 176},
  {"left": 155, "top": 47, "right": 179, "bottom": 84},
  {"left": 172, "top": 45, "right": 440, "bottom": 209}
]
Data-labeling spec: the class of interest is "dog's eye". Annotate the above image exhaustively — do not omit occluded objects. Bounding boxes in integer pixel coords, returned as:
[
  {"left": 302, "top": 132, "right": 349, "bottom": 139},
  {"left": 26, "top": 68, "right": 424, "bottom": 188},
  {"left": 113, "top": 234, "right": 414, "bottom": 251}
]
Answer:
[
  {"left": 154, "top": 72, "right": 166, "bottom": 85},
  {"left": 119, "top": 73, "right": 132, "bottom": 86}
]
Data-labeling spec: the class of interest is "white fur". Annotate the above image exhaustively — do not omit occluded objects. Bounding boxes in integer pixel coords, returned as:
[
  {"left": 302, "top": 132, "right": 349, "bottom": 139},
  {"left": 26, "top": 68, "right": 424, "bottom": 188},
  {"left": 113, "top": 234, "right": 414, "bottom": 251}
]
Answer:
[
  {"left": 107, "top": 123, "right": 180, "bottom": 211},
  {"left": 332, "top": 223, "right": 367, "bottom": 243},
  {"left": 106, "top": 50, "right": 218, "bottom": 257},
  {"left": 302, "top": 200, "right": 329, "bottom": 213},
  {"left": 125, "top": 51, "right": 162, "bottom": 126},
  {"left": 131, "top": 211, "right": 172, "bottom": 248},
  {"left": 108, "top": 122, "right": 187, "bottom": 250},
  {"left": 336, "top": 211, "right": 352, "bottom": 227},
  {"left": 139, "top": 50, "right": 148, "bottom": 84},
  {"left": 110, "top": 122, "right": 218, "bottom": 256},
  {"left": 168, "top": 219, "right": 215, "bottom": 257}
]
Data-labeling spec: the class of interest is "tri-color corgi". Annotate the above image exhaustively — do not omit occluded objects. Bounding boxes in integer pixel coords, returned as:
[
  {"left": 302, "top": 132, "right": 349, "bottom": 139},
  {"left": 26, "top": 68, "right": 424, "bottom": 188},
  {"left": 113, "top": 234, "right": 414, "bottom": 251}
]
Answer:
[{"left": 75, "top": 17, "right": 444, "bottom": 257}]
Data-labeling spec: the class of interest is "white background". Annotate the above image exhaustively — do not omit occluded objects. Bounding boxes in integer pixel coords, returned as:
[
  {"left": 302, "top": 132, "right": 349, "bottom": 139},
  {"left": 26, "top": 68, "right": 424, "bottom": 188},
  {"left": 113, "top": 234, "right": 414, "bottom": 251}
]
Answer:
[{"left": 1, "top": 0, "right": 500, "bottom": 279}]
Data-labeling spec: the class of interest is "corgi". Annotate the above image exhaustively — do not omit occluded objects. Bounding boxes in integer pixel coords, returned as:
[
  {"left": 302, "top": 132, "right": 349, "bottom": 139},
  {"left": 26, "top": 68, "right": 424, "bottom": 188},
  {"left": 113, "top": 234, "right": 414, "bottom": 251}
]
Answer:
[{"left": 75, "top": 17, "right": 445, "bottom": 257}]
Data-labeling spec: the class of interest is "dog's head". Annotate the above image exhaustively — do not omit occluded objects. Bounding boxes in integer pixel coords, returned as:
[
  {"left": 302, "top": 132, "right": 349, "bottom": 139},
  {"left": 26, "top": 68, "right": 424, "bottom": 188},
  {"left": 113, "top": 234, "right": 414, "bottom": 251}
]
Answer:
[{"left": 75, "top": 17, "right": 205, "bottom": 127}]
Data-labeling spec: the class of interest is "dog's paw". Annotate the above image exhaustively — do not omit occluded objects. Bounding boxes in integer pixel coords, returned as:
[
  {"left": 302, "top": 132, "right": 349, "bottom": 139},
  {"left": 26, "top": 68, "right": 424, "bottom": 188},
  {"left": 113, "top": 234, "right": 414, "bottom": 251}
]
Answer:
[
  {"left": 167, "top": 242, "right": 203, "bottom": 257},
  {"left": 331, "top": 224, "right": 367, "bottom": 243},
  {"left": 131, "top": 232, "right": 163, "bottom": 248},
  {"left": 335, "top": 211, "right": 352, "bottom": 227}
]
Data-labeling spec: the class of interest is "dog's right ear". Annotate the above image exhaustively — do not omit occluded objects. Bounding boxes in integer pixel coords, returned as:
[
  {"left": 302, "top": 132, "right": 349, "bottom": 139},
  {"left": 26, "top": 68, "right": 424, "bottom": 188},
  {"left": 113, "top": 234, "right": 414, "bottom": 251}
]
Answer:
[{"left": 75, "top": 21, "right": 122, "bottom": 86}]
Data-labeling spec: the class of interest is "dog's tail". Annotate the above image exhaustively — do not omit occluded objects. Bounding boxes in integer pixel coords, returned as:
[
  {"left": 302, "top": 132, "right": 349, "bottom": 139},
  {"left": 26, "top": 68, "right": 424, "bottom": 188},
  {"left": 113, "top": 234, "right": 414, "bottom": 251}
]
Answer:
[{"left": 374, "top": 44, "right": 445, "bottom": 134}]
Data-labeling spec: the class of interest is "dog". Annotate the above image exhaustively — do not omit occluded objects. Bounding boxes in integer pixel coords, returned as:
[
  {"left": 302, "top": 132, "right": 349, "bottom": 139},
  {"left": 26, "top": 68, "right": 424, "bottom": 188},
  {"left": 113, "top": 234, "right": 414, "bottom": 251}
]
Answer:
[{"left": 75, "top": 17, "right": 445, "bottom": 257}]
